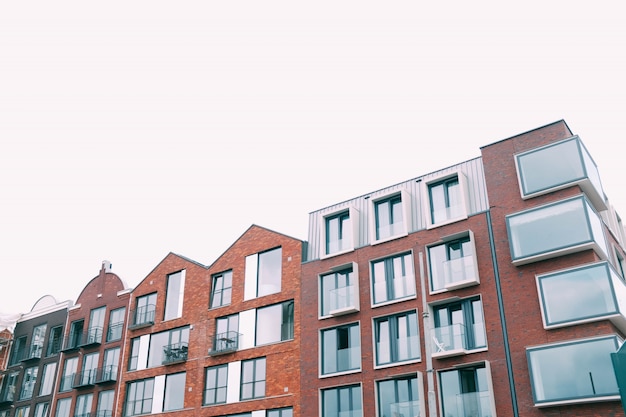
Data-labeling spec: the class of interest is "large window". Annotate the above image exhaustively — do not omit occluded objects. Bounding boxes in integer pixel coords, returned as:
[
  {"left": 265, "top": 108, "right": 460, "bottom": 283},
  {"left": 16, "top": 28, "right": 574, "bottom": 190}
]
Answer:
[
  {"left": 75, "top": 393, "right": 93, "bottom": 417},
  {"left": 438, "top": 363, "right": 495, "bottom": 417},
  {"left": 506, "top": 195, "right": 608, "bottom": 265},
  {"left": 39, "top": 362, "right": 57, "bottom": 396},
  {"left": 320, "top": 266, "right": 358, "bottom": 317},
  {"left": 60, "top": 357, "right": 77, "bottom": 392},
  {"left": 324, "top": 210, "right": 353, "bottom": 256},
  {"left": 256, "top": 300, "right": 294, "bottom": 345},
  {"left": 371, "top": 252, "right": 415, "bottom": 305},
  {"left": 124, "top": 378, "right": 154, "bottom": 416},
  {"left": 97, "top": 390, "right": 114, "bottom": 417},
  {"left": 164, "top": 270, "right": 185, "bottom": 321},
  {"left": 426, "top": 174, "right": 467, "bottom": 227},
  {"left": 374, "top": 310, "right": 420, "bottom": 366},
  {"left": 88, "top": 306, "right": 106, "bottom": 344},
  {"left": 321, "top": 384, "right": 362, "bottom": 417},
  {"left": 213, "top": 314, "right": 240, "bottom": 354},
  {"left": 29, "top": 323, "right": 47, "bottom": 359},
  {"left": 163, "top": 372, "right": 186, "bottom": 411},
  {"left": 20, "top": 366, "right": 37, "bottom": 400},
  {"left": 47, "top": 325, "right": 63, "bottom": 356},
  {"left": 10, "top": 336, "right": 25, "bottom": 364},
  {"left": 107, "top": 307, "right": 126, "bottom": 342},
  {"left": 428, "top": 233, "right": 479, "bottom": 292},
  {"left": 245, "top": 247, "right": 282, "bottom": 299},
  {"left": 240, "top": 357, "right": 266, "bottom": 400},
  {"left": 101, "top": 347, "right": 120, "bottom": 382},
  {"left": 377, "top": 375, "right": 421, "bottom": 417},
  {"left": 0, "top": 371, "right": 18, "bottom": 402},
  {"left": 527, "top": 336, "right": 620, "bottom": 405},
  {"left": 128, "top": 337, "right": 141, "bottom": 371},
  {"left": 267, "top": 408, "right": 293, "bottom": 417},
  {"left": 132, "top": 293, "right": 157, "bottom": 328},
  {"left": 321, "top": 323, "right": 361, "bottom": 375},
  {"left": 432, "top": 297, "right": 486, "bottom": 357},
  {"left": 374, "top": 194, "right": 404, "bottom": 241},
  {"left": 33, "top": 403, "right": 49, "bottom": 417},
  {"left": 204, "top": 364, "right": 228, "bottom": 405},
  {"left": 148, "top": 326, "right": 189, "bottom": 368},
  {"left": 210, "top": 270, "right": 233, "bottom": 308},
  {"left": 55, "top": 398, "right": 71, "bottom": 417},
  {"left": 79, "top": 352, "right": 99, "bottom": 386}
]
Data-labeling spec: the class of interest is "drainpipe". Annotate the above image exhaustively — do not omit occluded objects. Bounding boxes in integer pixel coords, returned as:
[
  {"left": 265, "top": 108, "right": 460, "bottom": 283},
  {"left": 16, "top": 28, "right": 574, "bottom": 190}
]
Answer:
[{"left": 419, "top": 251, "right": 438, "bottom": 417}]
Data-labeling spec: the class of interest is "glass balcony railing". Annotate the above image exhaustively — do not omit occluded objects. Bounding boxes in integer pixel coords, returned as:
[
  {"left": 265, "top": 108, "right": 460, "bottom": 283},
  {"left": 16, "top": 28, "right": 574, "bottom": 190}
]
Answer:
[
  {"left": 329, "top": 285, "right": 358, "bottom": 315},
  {"left": 453, "top": 391, "right": 494, "bottom": 417},
  {"left": 390, "top": 400, "right": 420, "bottom": 417},
  {"left": 442, "top": 255, "right": 478, "bottom": 289}
]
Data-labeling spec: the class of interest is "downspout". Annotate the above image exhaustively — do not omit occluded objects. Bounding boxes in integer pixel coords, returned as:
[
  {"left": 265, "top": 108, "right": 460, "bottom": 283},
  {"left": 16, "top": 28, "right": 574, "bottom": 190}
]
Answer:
[
  {"left": 419, "top": 251, "right": 438, "bottom": 417},
  {"left": 486, "top": 210, "right": 519, "bottom": 417}
]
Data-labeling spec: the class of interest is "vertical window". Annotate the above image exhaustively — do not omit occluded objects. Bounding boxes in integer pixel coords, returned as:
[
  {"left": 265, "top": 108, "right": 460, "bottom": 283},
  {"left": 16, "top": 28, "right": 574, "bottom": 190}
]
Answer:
[
  {"left": 245, "top": 247, "right": 282, "bottom": 299},
  {"left": 439, "top": 364, "right": 494, "bottom": 417},
  {"left": 240, "top": 357, "right": 266, "bottom": 400},
  {"left": 47, "top": 325, "right": 63, "bottom": 356},
  {"left": 75, "top": 393, "right": 93, "bottom": 417},
  {"left": 80, "top": 352, "right": 99, "bottom": 386},
  {"left": 321, "top": 323, "right": 361, "bottom": 375},
  {"left": 428, "top": 234, "right": 478, "bottom": 291},
  {"left": 432, "top": 297, "right": 486, "bottom": 355},
  {"left": 97, "top": 390, "right": 114, "bottom": 417},
  {"left": 124, "top": 378, "right": 154, "bottom": 416},
  {"left": 321, "top": 384, "right": 362, "bottom": 417},
  {"left": 164, "top": 270, "right": 185, "bottom": 321},
  {"left": 88, "top": 306, "right": 106, "bottom": 344},
  {"left": 1, "top": 371, "right": 18, "bottom": 402},
  {"left": 20, "top": 366, "right": 38, "bottom": 400},
  {"left": 33, "top": 403, "right": 49, "bottom": 417},
  {"left": 320, "top": 266, "right": 358, "bottom": 317},
  {"left": 55, "top": 398, "right": 71, "bottom": 417},
  {"left": 428, "top": 175, "right": 463, "bottom": 225},
  {"left": 267, "top": 408, "right": 293, "bottom": 417},
  {"left": 133, "top": 293, "right": 157, "bottom": 327},
  {"left": 375, "top": 195, "right": 404, "bottom": 241},
  {"left": 128, "top": 338, "right": 140, "bottom": 371},
  {"left": 377, "top": 375, "right": 420, "bottom": 417},
  {"left": 39, "top": 362, "right": 57, "bottom": 396},
  {"left": 163, "top": 372, "right": 186, "bottom": 411},
  {"left": 371, "top": 252, "right": 415, "bottom": 305},
  {"left": 68, "top": 319, "right": 84, "bottom": 349},
  {"left": 10, "top": 336, "right": 26, "bottom": 364},
  {"left": 325, "top": 211, "right": 352, "bottom": 255},
  {"left": 102, "top": 347, "right": 120, "bottom": 381},
  {"left": 60, "top": 357, "right": 77, "bottom": 392},
  {"left": 374, "top": 311, "right": 420, "bottom": 366},
  {"left": 214, "top": 314, "right": 240, "bottom": 353},
  {"left": 210, "top": 270, "right": 233, "bottom": 308},
  {"left": 15, "top": 406, "right": 30, "bottom": 417},
  {"left": 107, "top": 307, "right": 126, "bottom": 342},
  {"left": 204, "top": 364, "right": 228, "bottom": 405},
  {"left": 256, "top": 300, "right": 294, "bottom": 345},
  {"left": 30, "top": 324, "right": 47, "bottom": 359},
  {"left": 615, "top": 249, "right": 626, "bottom": 279}
]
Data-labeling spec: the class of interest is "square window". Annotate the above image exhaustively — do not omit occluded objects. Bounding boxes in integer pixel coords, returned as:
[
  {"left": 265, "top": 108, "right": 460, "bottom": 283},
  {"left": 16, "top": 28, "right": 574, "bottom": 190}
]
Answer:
[
  {"left": 164, "top": 270, "right": 185, "bottom": 321},
  {"left": 371, "top": 252, "right": 415, "bottom": 305},
  {"left": 432, "top": 297, "right": 486, "bottom": 358},
  {"left": 438, "top": 363, "right": 495, "bottom": 417},
  {"left": 244, "top": 247, "right": 282, "bottom": 300},
  {"left": 256, "top": 300, "right": 294, "bottom": 345},
  {"left": 210, "top": 270, "right": 233, "bottom": 308},
  {"left": 204, "top": 364, "right": 228, "bottom": 405},
  {"left": 131, "top": 293, "right": 157, "bottom": 328},
  {"left": 240, "top": 357, "right": 266, "bottom": 400},
  {"left": 377, "top": 375, "right": 421, "bottom": 417},
  {"left": 324, "top": 210, "right": 353, "bottom": 256},
  {"left": 320, "top": 265, "right": 359, "bottom": 317},
  {"left": 124, "top": 378, "right": 155, "bottom": 416},
  {"left": 321, "top": 384, "right": 362, "bottom": 417},
  {"left": 374, "top": 310, "right": 420, "bottom": 366},
  {"left": 321, "top": 323, "right": 361, "bottom": 375},
  {"left": 428, "top": 232, "right": 479, "bottom": 292}
]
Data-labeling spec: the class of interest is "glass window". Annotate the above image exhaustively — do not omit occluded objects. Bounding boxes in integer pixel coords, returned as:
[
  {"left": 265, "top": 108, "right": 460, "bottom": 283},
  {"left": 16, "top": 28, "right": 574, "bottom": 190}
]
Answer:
[
  {"left": 204, "top": 364, "right": 228, "bottom": 405},
  {"left": 132, "top": 293, "right": 157, "bottom": 327},
  {"left": 371, "top": 252, "right": 415, "bottom": 305},
  {"left": 39, "top": 362, "right": 57, "bottom": 396},
  {"left": 240, "top": 357, "right": 266, "bottom": 400},
  {"left": 320, "top": 266, "right": 357, "bottom": 317},
  {"left": 164, "top": 270, "right": 185, "bottom": 321},
  {"left": 79, "top": 352, "right": 99, "bottom": 386},
  {"left": 321, "top": 323, "right": 361, "bottom": 375},
  {"left": 60, "top": 357, "right": 77, "bottom": 392},
  {"left": 213, "top": 314, "right": 240, "bottom": 353},
  {"left": 75, "top": 393, "right": 93, "bottom": 417},
  {"left": 325, "top": 211, "right": 352, "bottom": 255},
  {"left": 428, "top": 175, "right": 464, "bottom": 225},
  {"left": 267, "top": 408, "right": 293, "bottom": 417},
  {"left": 256, "top": 300, "right": 294, "bottom": 345},
  {"left": 245, "top": 247, "right": 282, "bottom": 299},
  {"left": 128, "top": 337, "right": 140, "bottom": 371},
  {"left": 124, "top": 378, "right": 154, "bottom": 416},
  {"left": 55, "top": 398, "right": 71, "bottom": 417},
  {"left": 97, "top": 390, "right": 114, "bottom": 417},
  {"left": 0, "top": 371, "right": 18, "bottom": 402},
  {"left": 47, "top": 325, "right": 63, "bottom": 356},
  {"left": 375, "top": 195, "right": 404, "bottom": 241},
  {"left": 506, "top": 196, "right": 608, "bottom": 265},
  {"left": 20, "top": 366, "right": 38, "bottom": 400},
  {"left": 374, "top": 310, "right": 420, "bottom": 366},
  {"left": 163, "top": 372, "right": 186, "bottom": 411},
  {"left": 432, "top": 297, "right": 486, "bottom": 355},
  {"left": 377, "top": 375, "right": 420, "bottom": 417},
  {"left": 33, "top": 402, "right": 49, "bottom": 417},
  {"left": 15, "top": 406, "right": 30, "bottom": 417},
  {"left": 428, "top": 234, "right": 478, "bottom": 291},
  {"left": 439, "top": 364, "right": 494, "bottom": 417},
  {"left": 210, "top": 270, "right": 233, "bottom": 309},
  {"left": 102, "top": 347, "right": 120, "bottom": 382},
  {"left": 321, "top": 384, "right": 362, "bottom": 417},
  {"left": 11, "top": 336, "right": 26, "bottom": 364},
  {"left": 527, "top": 336, "right": 620, "bottom": 404},
  {"left": 148, "top": 326, "right": 189, "bottom": 368},
  {"left": 0, "top": 410, "right": 7, "bottom": 417},
  {"left": 107, "top": 307, "right": 126, "bottom": 342},
  {"left": 88, "top": 306, "right": 106, "bottom": 344},
  {"left": 29, "top": 323, "right": 47, "bottom": 359},
  {"left": 67, "top": 319, "right": 84, "bottom": 349}
]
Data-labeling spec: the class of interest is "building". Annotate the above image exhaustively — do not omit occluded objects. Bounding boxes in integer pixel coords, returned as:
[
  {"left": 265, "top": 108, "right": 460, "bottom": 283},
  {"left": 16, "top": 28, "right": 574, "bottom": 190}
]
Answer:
[
  {"left": 0, "top": 329, "right": 13, "bottom": 372},
  {"left": 301, "top": 120, "right": 626, "bottom": 417}
]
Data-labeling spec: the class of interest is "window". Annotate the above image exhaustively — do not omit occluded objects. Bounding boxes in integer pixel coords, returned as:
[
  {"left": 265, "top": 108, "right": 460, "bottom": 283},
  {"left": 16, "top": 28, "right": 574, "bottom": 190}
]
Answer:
[
  {"left": 256, "top": 300, "right": 294, "bottom": 345},
  {"left": 377, "top": 375, "right": 421, "bottom": 417},
  {"left": 371, "top": 252, "right": 415, "bottom": 305},
  {"left": 163, "top": 372, "right": 186, "bottom": 411},
  {"left": 537, "top": 262, "right": 626, "bottom": 328},
  {"left": 428, "top": 232, "right": 479, "bottom": 292},
  {"left": 426, "top": 174, "right": 467, "bottom": 227},
  {"left": 213, "top": 314, "right": 240, "bottom": 354},
  {"left": 432, "top": 297, "right": 486, "bottom": 357},
  {"left": 321, "top": 323, "right": 361, "bottom": 375},
  {"left": 55, "top": 398, "right": 71, "bottom": 417},
  {"left": 245, "top": 247, "right": 282, "bottom": 299},
  {"left": 204, "top": 364, "right": 228, "bottom": 405},
  {"left": 124, "top": 378, "right": 154, "bottom": 416},
  {"left": 15, "top": 406, "right": 30, "bottom": 417},
  {"left": 128, "top": 338, "right": 141, "bottom": 371},
  {"left": 148, "top": 326, "right": 189, "bottom": 368},
  {"left": 47, "top": 325, "right": 63, "bottom": 356},
  {"left": 132, "top": 293, "right": 157, "bottom": 327},
  {"left": 0, "top": 410, "right": 8, "bottom": 417},
  {"left": 75, "top": 393, "right": 93, "bottom": 417},
  {"left": 87, "top": 306, "right": 106, "bottom": 345},
  {"left": 20, "top": 366, "right": 38, "bottom": 400},
  {"left": 320, "top": 265, "right": 359, "bottom": 317},
  {"left": 0, "top": 371, "right": 18, "bottom": 402},
  {"left": 267, "top": 408, "right": 293, "bottom": 417},
  {"left": 101, "top": 347, "right": 120, "bottom": 382},
  {"left": 164, "top": 270, "right": 185, "bottom": 321},
  {"left": 39, "top": 362, "right": 57, "bottom": 396},
  {"left": 107, "top": 307, "right": 126, "bottom": 342},
  {"left": 324, "top": 210, "right": 352, "bottom": 256},
  {"left": 321, "top": 384, "right": 362, "bottom": 417},
  {"left": 210, "top": 270, "right": 232, "bottom": 308},
  {"left": 97, "top": 390, "right": 114, "bottom": 417},
  {"left": 614, "top": 248, "right": 626, "bottom": 279},
  {"left": 78, "top": 352, "right": 99, "bottom": 386},
  {"left": 374, "top": 194, "right": 405, "bottom": 241},
  {"left": 438, "top": 363, "right": 496, "bottom": 417},
  {"left": 60, "top": 357, "right": 78, "bottom": 392},
  {"left": 240, "top": 357, "right": 266, "bottom": 400},
  {"left": 10, "top": 336, "right": 25, "bottom": 364},
  {"left": 374, "top": 310, "right": 420, "bottom": 366},
  {"left": 28, "top": 323, "right": 47, "bottom": 359},
  {"left": 506, "top": 195, "right": 608, "bottom": 265},
  {"left": 67, "top": 319, "right": 84, "bottom": 349},
  {"left": 528, "top": 336, "right": 620, "bottom": 405},
  {"left": 33, "top": 402, "right": 49, "bottom": 417}
]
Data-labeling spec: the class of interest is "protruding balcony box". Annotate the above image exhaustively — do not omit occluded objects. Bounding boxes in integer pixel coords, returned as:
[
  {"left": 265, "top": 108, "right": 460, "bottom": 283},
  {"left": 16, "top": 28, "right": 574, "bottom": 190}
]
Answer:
[
  {"left": 209, "top": 331, "right": 240, "bottom": 356},
  {"left": 537, "top": 261, "right": 626, "bottom": 332},
  {"left": 129, "top": 305, "right": 156, "bottom": 330},
  {"left": 95, "top": 365, "right": 118, "bottom": 384},
  {"left": 442, "top": 255, "right": 478, "bottom": 291},
  {"left": 432, "top": 323, "right": 468, "bottom": 358},
  {"left": 515, "top": 136, "right": 607, "bottom": 212},
  {"left": 329, "top": 284, "right": 359, "bottom": 316},
  {"left": 506, "top": 195, "right": 608, "bottom": 266},
  {"left": 162, "top": 342, "right": 188, "bottom": 365},
  {"left": 0, "top": 387, "right": 15, "bottom": 405}
]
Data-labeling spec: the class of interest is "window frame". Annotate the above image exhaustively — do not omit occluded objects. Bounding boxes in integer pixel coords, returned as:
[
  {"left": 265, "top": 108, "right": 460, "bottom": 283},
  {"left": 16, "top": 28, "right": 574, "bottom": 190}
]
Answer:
[
  {"left": 373, "top": 309, "right": 421, "bottom": 368},
  {"left": 255, "top": 300, "right": 294, "bottom": 346},
  {"left": 437, "top": 361, "right": 497, "bottom": 417},
  {"left": 431, "top": 296, "right": 487, "bottom": 358},
  {"left": 163, "top": 372, "right": 186, "bottom": 411},
  {"left": 244, "top": 247, "right": 283, "bottom": 300},
  {"left": 321, "top": 206, "right": 358, "bottom": 259},
  {"left": 375, "top": 374, "right": 424, "bottom": 417},
  {"left": 370, "top": 190, "right": 410, "bottom": 245},
  {"left": 210, "top": 270, "right": 233, "bottom": 309},
  {"left": 370, "top": 251, "right": 416, "bottom": 307},
  {"left": 240, "top": 357, "right": 266, "bottom": 401},
  {"left": 320, "top": 322, "right": 361, "bottom": 377},
  {"left": 107, "top": 307, "right": 126, "bottom": 342},
  {"left": 319, "top": 262, "right": 360, "bottom": 318},
  {"left": 427, "top": 230, "right": 480, "bottom": 293},
  {"left": 321, "top": 384, "right": 363, "bottom": 417},
  {"left": 164, "top": 270, "right": 186, "bottom": 321},
  {"left": 204, "top": 364, "right": 228, "bottom": 406},
  {"left": 124, "top": 378, "right": 155, "bottom": 416}
]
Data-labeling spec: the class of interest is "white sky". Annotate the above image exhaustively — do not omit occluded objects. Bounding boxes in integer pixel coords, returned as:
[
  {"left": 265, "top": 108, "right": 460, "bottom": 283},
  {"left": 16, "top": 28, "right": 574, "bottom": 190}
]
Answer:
[{"left": 1, "top": 1, "right": 625, "bottom": 317}]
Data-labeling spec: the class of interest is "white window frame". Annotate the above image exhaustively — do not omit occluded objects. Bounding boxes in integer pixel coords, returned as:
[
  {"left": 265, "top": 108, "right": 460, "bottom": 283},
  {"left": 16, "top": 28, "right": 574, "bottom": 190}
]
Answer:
[
  {"left": 320, "top": 206, "right": 359, "bottom": 259},
  {"left": 423, "top": 171, "right": 469, "bottom": 229},
  {"left": 319, "top": 262, "right": 360, "bottom": 319},
  {"left": 426, "top": 230, "right": 480, "bottom": 293},
  {"left": 369, "top": 189, "right": 411, "bottom": 245}
]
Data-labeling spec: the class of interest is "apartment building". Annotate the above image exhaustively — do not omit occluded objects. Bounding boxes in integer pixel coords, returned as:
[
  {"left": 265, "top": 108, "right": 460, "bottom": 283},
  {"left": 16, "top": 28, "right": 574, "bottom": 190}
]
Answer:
[
  {"left": 0, "top": 329, "right": 12, "bottom": 371},
  {"left": 301, "top": 120, "right": 626, "bottom": 417}
]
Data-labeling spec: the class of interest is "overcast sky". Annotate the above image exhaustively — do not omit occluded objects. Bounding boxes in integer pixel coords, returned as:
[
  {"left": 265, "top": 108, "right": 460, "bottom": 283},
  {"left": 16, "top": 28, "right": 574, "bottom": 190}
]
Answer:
[{"left": 1, "top": 1, "right": 625, "bottom": 318}]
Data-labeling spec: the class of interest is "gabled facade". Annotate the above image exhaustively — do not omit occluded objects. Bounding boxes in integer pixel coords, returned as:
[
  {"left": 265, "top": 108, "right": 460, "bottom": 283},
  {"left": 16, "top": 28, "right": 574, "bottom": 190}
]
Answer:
[{"left": 0, "top": 329, "right": 12, "bottom": 371}]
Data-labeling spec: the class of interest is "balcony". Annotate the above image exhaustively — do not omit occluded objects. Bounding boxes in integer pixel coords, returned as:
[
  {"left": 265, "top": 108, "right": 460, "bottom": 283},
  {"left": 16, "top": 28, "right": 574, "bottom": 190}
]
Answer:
[
  {"left": 106, "top": 322, "right": 124, "bottom": 342},
  {"left": 129, "top": 305, "right": 156, "bottom": 330},
  {"left": 442, "top": 255, "right": 479, "bottom": 290},
  {"left": 209, "top": 331, "right": 240, "bottom": 356},
  {"left": 0, "top": 385, "right": 16, "bottom": 405},
  {"left": 162, "top": 342, "right": 188, "bottom": 365},
  {"left": 329, "top": 285, "right": 359, "bottom": 316},
  {"left": 432, "top": 323, "right": 486, "bottom": 359},
  {"left": 451, "top": 391, "right": 494, "bottom": 417},
  {"left": 73, "top": 369, "right": 97, "bottom": 388},
  {"left": 20, "top": 344, "right": 43, "bottom": 362},
  {"left": 95, "top": 365, "right": 118, "bottom": 384},
  {"left": 78, "top": 327, "right": 103, "bottom": 348},
  {"left": 390, "top": 400, "right": 420, "bottom": 417}
]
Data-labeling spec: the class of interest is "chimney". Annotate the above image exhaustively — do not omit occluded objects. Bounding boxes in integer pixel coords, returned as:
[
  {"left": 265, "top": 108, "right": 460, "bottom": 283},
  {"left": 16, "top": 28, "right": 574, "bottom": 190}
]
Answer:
[{"left": 102, "top": 260, "right": 112, "bottom": 273}]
